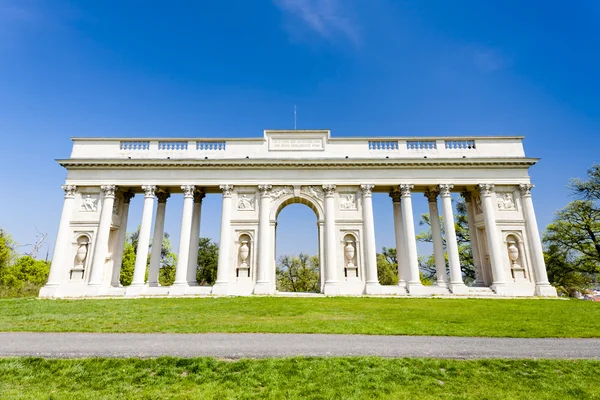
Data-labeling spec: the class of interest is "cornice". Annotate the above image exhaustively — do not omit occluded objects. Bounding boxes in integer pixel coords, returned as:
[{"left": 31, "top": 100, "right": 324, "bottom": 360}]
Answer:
[{"left": 57, "top": 157, "right": 539, "bottom": 170}]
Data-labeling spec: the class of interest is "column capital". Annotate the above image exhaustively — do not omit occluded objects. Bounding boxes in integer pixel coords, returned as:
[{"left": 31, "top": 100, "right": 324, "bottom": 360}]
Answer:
[
  {"left": 258, "top": 184, "right": 273, "bottom": 196},
  {"left": 519, "top": 183, "right": 534, "bottom": 197},
  {"left": 101, "top": 185, "right": 118, "bottom": 198},
  {"left": 141, "top": 185, "right": 156, "bottom": 198},
  {"left": 399, "top": 184, "right": 414, "bottom": 197},
  {"left": 477, "top": 183, "right": 495, "bottom": 196},
  {"left": 322, "top": 184, "right": 336, "bottom": 197},
  {"left": 61, "top": 185, "right": 77, "bottom": 198},
  {"left": 220, "top": 184, "right": 234, "bottom": 197},
  {"left": 460, "top": 190, "right": 472, "bottom": 203},
  {"left": 424, "top": 190, "right": 439, "bottom": 203},
  {"left": 438, "top": 184, "right": 454, "bottom": 197},
  {"left": 193, "top": 190, "right": 206, "bottom": 203},
  {"left": 389, "top": 189, "right": 402, "bottom": 203},
  {"left": 157, "top": 192, "right": 171, "bottom": 203},
  {"left": 123, "top": 191, "right": 135, "bottom": 204},
  {"left": 360, "top": 184, "right": 375, "bottom": 196},
  {"left": 181, "top": 185, "right": 195, "bottom": 197}
]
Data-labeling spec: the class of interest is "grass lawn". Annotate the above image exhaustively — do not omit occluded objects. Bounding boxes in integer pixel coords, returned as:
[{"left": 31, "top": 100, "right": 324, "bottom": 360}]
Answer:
[
  {"left": 1, "top": 357, "right": 598, "bottom": 399},
  {"left": 0, "top": 297, "right": 598, "bottom": 337}
]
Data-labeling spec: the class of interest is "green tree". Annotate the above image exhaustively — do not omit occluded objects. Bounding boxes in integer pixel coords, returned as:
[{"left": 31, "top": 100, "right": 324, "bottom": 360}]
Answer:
[
  {"left": 276, "top": 253, "right": 320, "bottom": 293},
  {"left": 416, "top": 199, "right": 476, "bottom": 284},
  {"left": 196, "top": 237, "right": 219, "bottom": 285},
  {"left": 376, "top": 247, "right": 398, "bottom": 285},
  {"left": 0, "top": 229, "right": 17, "bottom": 273},
  {"left": 119, "top": 240, "right": 136, "bottom": 286},
  {"left": 544, "top": 244, "right": 594, "bottom": 297}
]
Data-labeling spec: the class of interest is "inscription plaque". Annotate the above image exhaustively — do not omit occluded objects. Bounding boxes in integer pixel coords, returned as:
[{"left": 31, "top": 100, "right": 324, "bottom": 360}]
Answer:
[{"left": 270, "top": 138, "right": 324, "bottom": 151}]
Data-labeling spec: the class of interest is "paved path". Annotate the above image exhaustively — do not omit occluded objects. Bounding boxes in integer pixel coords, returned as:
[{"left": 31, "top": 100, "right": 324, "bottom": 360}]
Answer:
[{"left": 2, "top": 333, "right": 599, "bottom": 359}]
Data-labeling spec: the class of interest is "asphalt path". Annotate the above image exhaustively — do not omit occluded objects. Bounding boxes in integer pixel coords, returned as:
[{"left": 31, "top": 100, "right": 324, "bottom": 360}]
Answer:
[{"left": 1, "top": 333, "right": 599, "bottom": 359}]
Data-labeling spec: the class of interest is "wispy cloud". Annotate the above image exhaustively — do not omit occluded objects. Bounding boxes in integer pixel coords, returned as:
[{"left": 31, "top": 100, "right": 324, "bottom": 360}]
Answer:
[
  {"left": 469, "top": 45, "right": 508, "bottom": 73},
  {"left": 0, "top": 1, "right": 43, "bottom": 47},
  {"left": 274, "top": 0, "right": 360, "bottom": 46}
]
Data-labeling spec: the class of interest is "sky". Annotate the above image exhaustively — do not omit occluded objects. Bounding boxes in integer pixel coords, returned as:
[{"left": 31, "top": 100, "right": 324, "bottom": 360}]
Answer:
[{"left": 0, "top": 0, "right": 599, "bottom": 260}]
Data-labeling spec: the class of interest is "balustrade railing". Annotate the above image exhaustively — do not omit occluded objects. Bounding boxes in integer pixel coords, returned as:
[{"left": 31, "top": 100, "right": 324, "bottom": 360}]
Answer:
[
  {"left": 368, "top": 140, "right": 399, "bottom": 150},
  {"left": 406, "top": 140, "right": 437, "bottom": 150},
  {"left": 197, "top": 140, "right": 227, "bottom": 151},
  {"left": 445, "top": 140, "right": 476, "bottom": 150},
  {"left": 158, "top": 141, "right": 188, "bottom": 151},
  {"left": 120, "top": 141, "right": 150, "bottom": 150}
]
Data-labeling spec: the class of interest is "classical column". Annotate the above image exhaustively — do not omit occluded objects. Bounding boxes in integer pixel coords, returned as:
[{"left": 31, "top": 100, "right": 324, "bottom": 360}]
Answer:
[
  {"left": 361, "top": 184, "right": 381, "bottom": 293},
  {"left": 187, "top": 190, "right": 205, "bottom": 286},
  {"left": 439, "top": 184, "right": 467, "bottom": 293},
  {"left": 111, "top": 191, "right": 135, "bottom": 286},
  {"left": 478, "top": 184, "right": 508, "bottom": 293},
  {"left": 88, "top": 185, "right": 118, "bottom": 289},
  {"left": 519, "top": 184, "right": 557, "bottom": 296},
  {"left": 172, "top": 185, "right": 195, "bottom": 292},
  {"left": 255, "top": 184, "right": 273, "bottom": 294},
  {"left": 148, "top": 191, "right": 170, "bottom": 287},
  {"left": 399, "top": 184, "right": 424, "bottom": 292},
  {"left": 461, "top": 191, "right": 485, "bottom": 286},
  {"left": 323, "top": 184, "right": 339, "bottom": 294},
  {"left": 129, "top": 185, "right": 156, "bottom": 289},
  {"left": 424, "top": 190, "right": 448, "bottom": 288},
  {"left": 390, "top": 190, "right": 408, "bottom": 287},
  {"left": 40, "top": 185, "right": 77, "bottom": 296},
  {"left": 213, "top": 184, "right": 234, "bottom": 295}
]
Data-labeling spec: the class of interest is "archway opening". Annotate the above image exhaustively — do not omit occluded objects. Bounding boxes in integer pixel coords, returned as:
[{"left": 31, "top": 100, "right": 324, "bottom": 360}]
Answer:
[{"left": 275, "top": 201, "right": 321, "bottom": 293}]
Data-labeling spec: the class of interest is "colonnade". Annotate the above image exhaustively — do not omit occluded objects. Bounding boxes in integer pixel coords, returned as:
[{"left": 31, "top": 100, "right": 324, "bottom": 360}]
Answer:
[{"left": 45, "top": 181, "right": 555, "bottom": 296}]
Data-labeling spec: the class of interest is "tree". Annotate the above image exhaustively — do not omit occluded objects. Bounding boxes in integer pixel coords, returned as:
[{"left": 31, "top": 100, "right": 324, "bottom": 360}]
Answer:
[
  {"left": 119, "top": 240, "right": 136, "bottom": 286},
  {"left": 544, "top": 244, "right": 594, "bottom": 297},
  {"left": 377, "top": 247, "right": 398, "bottom": 285},
  {"left": 276, "top": 253, "right": 320, "bottom": 293},
  {"left": 0, "top": 229, "right": 16, "bottom": 273},
  {"left": 196, "top": 237, "right": 219, "bottom": 285},
  {"left": 416, "top": 199, "right": 476, "bottom": 284}
]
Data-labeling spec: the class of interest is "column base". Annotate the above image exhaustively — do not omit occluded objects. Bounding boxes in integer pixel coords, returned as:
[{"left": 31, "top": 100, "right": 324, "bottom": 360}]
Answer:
[
  {"left": 323, "top": 282, "right": 339, "bottom": 295},
  {"left": 364, "top": 282, "right": 383, "bottom": 295},
  {"left": 211, "top": 282, "right": 229, "bottom": 296},
  {"left": 38, "top": 284, "right": 60, "bottom": 298},
  {"left": 169, "top": 283, "right": 189, "bottom": 295},
  {"left": 406, "top": 282, "right": 429, "bottom": 294},
  {"left": 535, "top": 284, "right": 558, "bottom": 297},
  {"left": 434, "top": 280, "right": 449, "bottom": 288},
  {"left": 253, "top": 281, "right": 272, "bottom": 295},
  {"left": 125, "top": 284, "right": 147, "bottom": 297},
  {"left": 491, "top": 283, "right": 510, "bottom": 296},
  {"left": 472, "top": 280, "right": 487, "bottom": 287},
  {"left": 397, "top": 280, "right": 407, "bottom": 290},
  {"left": 448, "top": 282, "right": 469, "bottom": 294},
  {"left": 147, "top": 281, "right": 160, "bottom": 287}
]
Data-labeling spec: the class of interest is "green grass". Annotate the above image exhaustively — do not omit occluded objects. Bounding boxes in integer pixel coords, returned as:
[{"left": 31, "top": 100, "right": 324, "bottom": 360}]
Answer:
[
  {"left": 0, "top": 357, "right": 598, "bottom": 399},
  {"left": 1, "top": 297, "right": 599, "bottom": 337}
]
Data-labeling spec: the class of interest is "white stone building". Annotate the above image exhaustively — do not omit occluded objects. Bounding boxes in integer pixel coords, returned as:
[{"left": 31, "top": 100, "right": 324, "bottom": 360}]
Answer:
[{"left": 40, "top": 130, "right": 556, "bottom": 298}]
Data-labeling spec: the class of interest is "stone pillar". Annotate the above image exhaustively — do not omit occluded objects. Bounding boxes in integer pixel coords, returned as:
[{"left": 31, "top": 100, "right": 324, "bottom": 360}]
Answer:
[
  {"left": 439, "top": 184, "right": 467, "bottom": 293},
  {"left": 361, "top": 184, "right": 381, "bottom": 293},
  {"left": 187, "top": 190, "right": 205, "bottom": 286},
  {"left": 171, "top": 185, "right": 195, "bottom": 293},
  {"left": 255, "top": 184, "right": 273, "bottom": 294},
  {"left": 424, "top": 190, "right": 448, "bottom": 288},
  {"left": 213, "top": 184, "right": 234, "bottom": 295},
  {"left": 323, "top": 184, "right": 339, "bottom": 294},
  {"left": 390, "top": 190, "right": 408, "bottom": 288},
  {"left": 129, "top": 185, "right": 156, "bottom": 291},
  {"left": 478, "top": 184, "right": 508, "bottom": 294},
  {"left": 399, "top": 184, "right": 424, "bottom": 293},
  {"left": 148, "top": 192, "right": 170, "bottom": 287},
  {"left": 40, "top": 185, "right": 77, "bottom": 296},
  {"left": 111, "top": 191, "right": 135, "bottom": 286},
  {"left": 88, "top": 185, "right": 117, "bottom": 289},
  {"left": 461, "top": 191, "right": 485, "bottom": 286},
  {"left": 519, "top": 184, "right": 557, "bottom": 296}
]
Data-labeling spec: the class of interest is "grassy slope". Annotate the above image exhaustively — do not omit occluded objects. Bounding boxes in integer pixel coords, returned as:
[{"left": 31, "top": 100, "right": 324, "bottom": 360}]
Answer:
[
  {"left": 1, "top": 297, "right": 599, "bottom": 337},
  {"left": 0, "top": 357, "right": 599, "bottom": 399}
]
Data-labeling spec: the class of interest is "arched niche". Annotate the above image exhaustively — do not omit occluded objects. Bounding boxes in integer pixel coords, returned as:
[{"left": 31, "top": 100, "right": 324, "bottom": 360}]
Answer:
[
  {"left": 343, "top": 233, "right": 359, "bottom": 280},
  {"left": 236, "top": 232, "right": 253, "bottom": 279},
  {"left": 503, "top": 232, "right": 528, "bottom": 282},
  {"left": 71, "top": 233, "right": 92, "bottom": 281}
]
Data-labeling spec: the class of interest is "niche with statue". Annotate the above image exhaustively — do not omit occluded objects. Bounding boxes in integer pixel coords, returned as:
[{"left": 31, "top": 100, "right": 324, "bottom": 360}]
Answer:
[
  {"left": 343, "top": 234, "right": 358, "bottom": 280},
  {"left": 236, "top": 233, "right": 252, "bottom": 279},
  {"left": 505, "top": 233, "right": 527, "bottom": 282},
  {"left": 71, "top": 234, "right": 91, "bottom": 281}
]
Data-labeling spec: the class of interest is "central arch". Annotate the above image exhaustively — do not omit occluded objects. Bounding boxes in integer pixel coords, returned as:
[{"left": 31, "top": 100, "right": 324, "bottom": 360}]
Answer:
[{"left": 271, "top": 195, "right": 324, "bottom": 293}]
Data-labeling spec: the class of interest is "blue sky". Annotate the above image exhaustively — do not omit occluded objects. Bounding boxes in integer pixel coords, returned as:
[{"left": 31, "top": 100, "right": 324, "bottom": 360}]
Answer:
[{"left": 0, "top": 0, "right": 599, "bottom": 260}]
